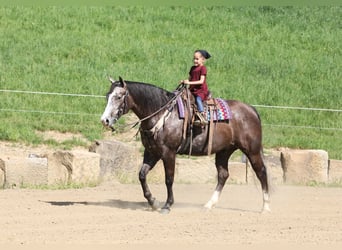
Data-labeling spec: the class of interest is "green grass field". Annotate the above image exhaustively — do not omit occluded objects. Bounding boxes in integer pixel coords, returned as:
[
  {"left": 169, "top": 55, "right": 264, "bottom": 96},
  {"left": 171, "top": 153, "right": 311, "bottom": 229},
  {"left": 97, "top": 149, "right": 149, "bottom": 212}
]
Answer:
[{"left": 0, "top": 6, "right": 341, "bottom": 159}]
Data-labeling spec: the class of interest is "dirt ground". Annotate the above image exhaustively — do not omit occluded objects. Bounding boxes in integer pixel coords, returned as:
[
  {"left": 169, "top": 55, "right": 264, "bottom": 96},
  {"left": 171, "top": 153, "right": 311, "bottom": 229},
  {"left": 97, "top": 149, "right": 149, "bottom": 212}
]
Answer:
[
  {"left": 0, "top": 181, "right": 342, "bottom": 247},
  {"left": 0, "top": 126, "right": 341, "bottom": 248}
]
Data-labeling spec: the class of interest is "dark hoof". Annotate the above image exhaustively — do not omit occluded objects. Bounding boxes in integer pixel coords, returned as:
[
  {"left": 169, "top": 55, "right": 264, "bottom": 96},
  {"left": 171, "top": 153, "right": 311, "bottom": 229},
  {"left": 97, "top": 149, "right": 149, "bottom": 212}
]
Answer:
[{"left": 160, "top": 208, "right": 171, "bottom": 214}]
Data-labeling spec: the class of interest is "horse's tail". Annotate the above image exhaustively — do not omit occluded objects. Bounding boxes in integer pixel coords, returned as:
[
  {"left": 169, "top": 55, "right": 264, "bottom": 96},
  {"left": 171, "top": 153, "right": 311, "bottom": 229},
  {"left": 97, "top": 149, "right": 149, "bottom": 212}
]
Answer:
[
  {"left": 250, "top": 104, "right": 264, "bottom": 154},
  {"left": 250, "top": 105, "right": 261, "bottom": 122},
  {"left": 250, "top": 105, "right": 274, "bottom": 192}
]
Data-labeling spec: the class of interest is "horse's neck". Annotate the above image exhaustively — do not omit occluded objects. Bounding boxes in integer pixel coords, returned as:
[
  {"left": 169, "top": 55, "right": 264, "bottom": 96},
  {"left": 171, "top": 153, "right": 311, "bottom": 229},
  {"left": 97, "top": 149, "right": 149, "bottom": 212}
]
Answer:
[
  {"left": 131, "top": 101, "right": 150, "bottom": 121},
  {"left": 128, "top": 87, "right": 168, "bottom": 125}
]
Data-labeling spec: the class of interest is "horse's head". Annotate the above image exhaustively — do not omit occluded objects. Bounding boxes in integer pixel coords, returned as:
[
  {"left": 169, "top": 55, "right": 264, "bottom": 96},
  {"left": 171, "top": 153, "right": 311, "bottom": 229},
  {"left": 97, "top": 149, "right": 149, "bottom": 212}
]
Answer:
[{"left": 101, "top": 76, "right": 129, "bottom": 130}]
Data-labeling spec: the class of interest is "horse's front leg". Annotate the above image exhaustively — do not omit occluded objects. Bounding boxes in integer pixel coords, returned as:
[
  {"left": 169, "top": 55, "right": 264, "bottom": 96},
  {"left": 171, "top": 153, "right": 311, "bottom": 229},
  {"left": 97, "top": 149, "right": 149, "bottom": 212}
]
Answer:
[
  {"left": 139, "top": 150, "right": 160, "bottom": 210},
  {"left": 160, "top": 152, "right": 176, "bottom": 214}
]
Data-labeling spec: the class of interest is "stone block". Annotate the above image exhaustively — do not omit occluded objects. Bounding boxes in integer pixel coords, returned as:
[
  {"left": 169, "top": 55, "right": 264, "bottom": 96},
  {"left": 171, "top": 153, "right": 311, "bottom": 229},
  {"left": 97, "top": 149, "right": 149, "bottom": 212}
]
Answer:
[
  {"left": 47, "top": 150, "right": 100, "bottom": 185},
  {"left": 243, "top": 150, "right": 284, "bottom": 185},
  {"left": 267, "top": 165, "right": 284, "bottom": 185},
  {"left": 228, "top": 162, "right": 247, "bottom": 184},
  {"left": 70, "top": 150, "right": 100, "bottom": 184},
  {"left": 46, "top": 151, "right": 70, "bottom": 185},
  {"left": 0, "top": 162, "right": 5, "bottom": 188},
  {"left": 280, "top": 149, "right": 328, "bottom": 184},
  {"left": 328, "top": 159, "right": 342, "bottom": 184},
  {"left": 89, "top": 140, "right": 141, "bottom": 183},
  {"left": 264, "top": 150, "right": 284, "bottom": 185},
  {"left": 175, "top": 156, "right": 216, "bottom": 184},
  {"left": 247, "top": 164, "right": 284, "bottom": 186},
  {"left": 1, "top": 156, "right": 48, "bottom": 188}
]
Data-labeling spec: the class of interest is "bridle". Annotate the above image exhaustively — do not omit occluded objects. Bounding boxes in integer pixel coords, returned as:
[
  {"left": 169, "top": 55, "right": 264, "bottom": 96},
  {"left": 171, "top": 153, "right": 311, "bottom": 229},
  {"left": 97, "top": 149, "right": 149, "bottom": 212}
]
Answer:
[
  {"left": 117, "top": 88, "right": 129, "bottom": 118},
  {"left": 113, "top": 83, "right": 186, "bottom": 130}
]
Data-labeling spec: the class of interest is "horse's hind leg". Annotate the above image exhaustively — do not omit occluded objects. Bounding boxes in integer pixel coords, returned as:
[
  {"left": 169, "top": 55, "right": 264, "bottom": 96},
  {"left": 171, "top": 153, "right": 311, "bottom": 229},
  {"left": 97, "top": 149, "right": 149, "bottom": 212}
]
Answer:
[
  {"left": 139, "top": 150, "right": 161, "bottom": 210},
  {"left": 205, "top": 149, "right": 232, "bottom": 209},
  {"left": 247, "top": 152, "right": 271, "bottom": 212},
  {"left": 160, "top": 152, "right": 176, "bottom": 214}
]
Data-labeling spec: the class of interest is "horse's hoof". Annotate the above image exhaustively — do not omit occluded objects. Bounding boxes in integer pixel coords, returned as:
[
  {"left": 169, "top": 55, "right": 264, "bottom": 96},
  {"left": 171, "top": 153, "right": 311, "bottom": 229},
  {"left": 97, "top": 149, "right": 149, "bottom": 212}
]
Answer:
[
  {"left": 204, "top": 201, "right": 214, "bottom": 210},
  {"left": 262, "top": 203, "right": 271, "bottom": 214},
  {"left": 160, "top": 208, "right": 171, "bottom": 214},
  {"left": 203, "top": 205, "right": 212, "bottom": 212},
  {"left": 150, "top": 199, "right": 160, "bottom": 211},
  {"left": 261, "top": 207, "right": 271, "bottom": 214}
]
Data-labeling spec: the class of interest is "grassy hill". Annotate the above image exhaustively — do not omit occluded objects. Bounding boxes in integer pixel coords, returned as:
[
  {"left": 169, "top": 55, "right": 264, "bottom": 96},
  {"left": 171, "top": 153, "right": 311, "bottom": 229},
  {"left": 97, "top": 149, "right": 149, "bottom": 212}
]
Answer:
[{"left": 0, "top": 6, "right": 341, "bottom": 159}]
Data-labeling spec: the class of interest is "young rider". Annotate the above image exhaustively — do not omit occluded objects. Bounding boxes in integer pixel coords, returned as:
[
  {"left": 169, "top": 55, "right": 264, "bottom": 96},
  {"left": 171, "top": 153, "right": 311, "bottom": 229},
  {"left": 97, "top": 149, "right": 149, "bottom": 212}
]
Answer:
[{"left": 180, "top": 49, "right": 211, "bottom": 125}]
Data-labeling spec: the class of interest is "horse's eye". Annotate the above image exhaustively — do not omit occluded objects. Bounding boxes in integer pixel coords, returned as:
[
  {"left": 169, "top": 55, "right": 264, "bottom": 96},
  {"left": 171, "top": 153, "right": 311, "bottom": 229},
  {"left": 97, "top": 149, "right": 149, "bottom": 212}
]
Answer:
[{"left": 115, "top": 95, "right": 122, "bottom": 100}]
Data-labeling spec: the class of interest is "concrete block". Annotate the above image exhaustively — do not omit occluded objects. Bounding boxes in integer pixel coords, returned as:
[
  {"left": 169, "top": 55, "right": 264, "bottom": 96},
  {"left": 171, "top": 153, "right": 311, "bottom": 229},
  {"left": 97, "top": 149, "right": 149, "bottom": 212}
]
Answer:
[
  {"left": 175, "top": 157, "right": 216, "bottom": 184},
  {"left": 47, "top": 150, "right": 100, "bottom": 185},
  {"left": 264, "top": 150, "right": 284, "bottom": 185},
  {"left": 46, "top": 151, "right": 69, "bottom": 185},
  {"left": 228, "top": 162, "right": 247, "bottom": 184},
  {"left": 70, "top": 150, "right": 100, "bottom": 184},
  {"left": 328, "top": 159, "right": 342, "bottom": 184},
  {"left": 247, "top": 164, "right": 284, "bottom": 186},
  {"left": 89, "top": 140, "right": 141, "bottom": 182},
  {"left": 0, "top": 162, "right": 5, "bottom": 188},
  {"left": 244, "top": 150, "right": 284, "bottom": 185},
  {"left": 1, "top": 156, "right": 48, "bottom": 188},
  {"left": 280, "top": 149, "right": 328, "bottom": 184}
]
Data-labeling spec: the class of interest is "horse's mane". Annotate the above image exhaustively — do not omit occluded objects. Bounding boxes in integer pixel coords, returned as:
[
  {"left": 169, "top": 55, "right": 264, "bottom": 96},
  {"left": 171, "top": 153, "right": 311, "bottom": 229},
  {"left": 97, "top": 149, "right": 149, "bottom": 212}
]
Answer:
[{"left": 125, "top": 81, "right": 175, "bottom": 113}]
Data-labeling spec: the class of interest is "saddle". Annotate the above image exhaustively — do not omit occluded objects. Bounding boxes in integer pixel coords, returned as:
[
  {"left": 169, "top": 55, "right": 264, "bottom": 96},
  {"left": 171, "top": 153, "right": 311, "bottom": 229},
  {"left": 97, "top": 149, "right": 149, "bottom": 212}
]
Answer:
[{"left": 176, "top": 87, "right": 232, "bottom": 155}]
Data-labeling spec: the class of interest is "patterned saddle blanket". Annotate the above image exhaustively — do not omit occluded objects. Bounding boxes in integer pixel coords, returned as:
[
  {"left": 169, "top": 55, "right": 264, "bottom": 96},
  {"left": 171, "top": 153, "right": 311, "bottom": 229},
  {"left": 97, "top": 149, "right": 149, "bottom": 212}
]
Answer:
[
  {"left": 176, "top": 97, "right": 232, "bottom": 121},
  {"left": 205, "top": 98, "right": 232, "bottom": 121}
]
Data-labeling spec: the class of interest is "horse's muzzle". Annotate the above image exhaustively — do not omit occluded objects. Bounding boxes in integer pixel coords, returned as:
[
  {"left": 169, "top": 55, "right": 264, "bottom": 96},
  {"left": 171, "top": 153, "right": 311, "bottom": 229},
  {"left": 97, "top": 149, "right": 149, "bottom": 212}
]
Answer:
[
  {"left": 101, "top": 118, "right": 109, "bottom": 127},
  {"left": 101, "top": 117, "right": 117, "bottom": 131}
]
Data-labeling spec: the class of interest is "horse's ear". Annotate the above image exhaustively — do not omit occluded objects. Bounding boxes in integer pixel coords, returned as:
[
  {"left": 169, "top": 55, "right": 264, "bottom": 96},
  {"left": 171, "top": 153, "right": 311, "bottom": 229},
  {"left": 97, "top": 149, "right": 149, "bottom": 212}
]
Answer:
[
  {"left": 118, "top": 76, "right": 126, "bottom": 88},
  {"left": 109, "top": 76, "right": 115, "bottom": 84}
]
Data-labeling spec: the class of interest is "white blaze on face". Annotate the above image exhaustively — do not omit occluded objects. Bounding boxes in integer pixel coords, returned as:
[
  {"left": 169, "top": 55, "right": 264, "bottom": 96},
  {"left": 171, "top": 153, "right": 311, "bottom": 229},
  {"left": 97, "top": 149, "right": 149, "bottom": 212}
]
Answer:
[
  {"left": 101, "top": 92, "right": 114, "bottom": 119},
  {"left": 101, "top": 87, "right": 127, "bottom": 127},
  {"left": 101, "top": 91, "right": 116, "bottom": 126}
]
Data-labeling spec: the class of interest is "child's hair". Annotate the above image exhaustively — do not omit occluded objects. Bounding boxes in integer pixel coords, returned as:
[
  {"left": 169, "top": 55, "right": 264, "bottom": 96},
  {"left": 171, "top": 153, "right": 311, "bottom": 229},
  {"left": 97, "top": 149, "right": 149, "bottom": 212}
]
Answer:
[{"left": 195, "top": 50, "right": 211, "bottom": 59}]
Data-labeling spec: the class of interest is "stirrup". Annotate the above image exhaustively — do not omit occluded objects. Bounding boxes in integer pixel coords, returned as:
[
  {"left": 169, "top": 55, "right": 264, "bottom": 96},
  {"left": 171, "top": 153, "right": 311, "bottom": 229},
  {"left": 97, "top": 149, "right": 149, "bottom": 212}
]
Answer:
[{"left": 196, "top": 112, "right": 208, "bottom": 125}]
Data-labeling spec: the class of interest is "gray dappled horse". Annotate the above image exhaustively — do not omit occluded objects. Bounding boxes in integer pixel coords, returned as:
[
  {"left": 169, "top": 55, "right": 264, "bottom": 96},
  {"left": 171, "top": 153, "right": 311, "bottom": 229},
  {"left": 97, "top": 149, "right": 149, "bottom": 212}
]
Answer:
[{"left": 101, "top": 77, "right": 270, "bottom": 214}]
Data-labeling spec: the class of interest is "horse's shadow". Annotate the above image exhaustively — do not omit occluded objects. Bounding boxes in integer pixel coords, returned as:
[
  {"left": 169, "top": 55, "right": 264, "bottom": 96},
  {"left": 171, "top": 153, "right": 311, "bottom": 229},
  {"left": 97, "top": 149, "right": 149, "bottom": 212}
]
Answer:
[
  {"left": 41, "top": 199, "right": 148, "bottom": 211},
  {"left": 41, "top": 199, "right": 261, "bottom": 213},
  {"left": 41, "top": 199, "right": 204, "bottom": 211}
]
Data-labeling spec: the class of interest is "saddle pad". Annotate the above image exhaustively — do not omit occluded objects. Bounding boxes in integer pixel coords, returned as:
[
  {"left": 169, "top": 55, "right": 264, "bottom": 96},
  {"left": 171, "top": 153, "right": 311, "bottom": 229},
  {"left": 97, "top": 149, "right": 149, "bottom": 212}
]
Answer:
[
  {"left": 176, "top": 97, "right": 232, "bottom": 121},
  {"left": 206, "top": 98, "right": 232, "bottom": 121}
]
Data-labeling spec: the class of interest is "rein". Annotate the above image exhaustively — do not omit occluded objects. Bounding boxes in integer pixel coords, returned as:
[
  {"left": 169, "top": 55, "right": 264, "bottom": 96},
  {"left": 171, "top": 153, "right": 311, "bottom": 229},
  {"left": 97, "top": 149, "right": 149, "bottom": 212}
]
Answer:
[{"left": 116, "top": 84, "right": 186, "bottom": 132}]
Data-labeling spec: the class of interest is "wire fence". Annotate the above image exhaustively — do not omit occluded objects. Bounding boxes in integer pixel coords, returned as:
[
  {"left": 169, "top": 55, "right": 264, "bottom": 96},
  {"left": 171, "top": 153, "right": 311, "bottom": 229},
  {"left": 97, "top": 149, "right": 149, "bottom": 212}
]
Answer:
[{"left": 1, "top": 89, "right": 341, "bottom": 131}]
